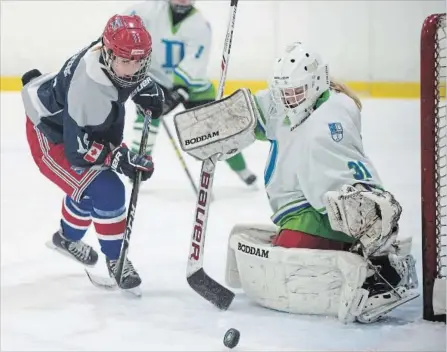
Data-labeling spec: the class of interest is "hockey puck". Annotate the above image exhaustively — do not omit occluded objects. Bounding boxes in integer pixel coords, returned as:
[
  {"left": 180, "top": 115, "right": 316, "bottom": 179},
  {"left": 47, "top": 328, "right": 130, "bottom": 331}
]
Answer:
[{"left": 223, "top": 328, "right": 240, "bottom": 349}]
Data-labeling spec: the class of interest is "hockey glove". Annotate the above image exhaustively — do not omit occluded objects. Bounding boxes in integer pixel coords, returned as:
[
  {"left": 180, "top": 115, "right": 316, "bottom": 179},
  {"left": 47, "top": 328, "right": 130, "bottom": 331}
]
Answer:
[
  {"left": 105, "top": 143, "right": 154, "bottom": 181},
  {"left": 131, "top": 81, "right": 165, "bottom": 119},
  {"left": 163, "top": 86, "right": 189, "bottom": 115}
]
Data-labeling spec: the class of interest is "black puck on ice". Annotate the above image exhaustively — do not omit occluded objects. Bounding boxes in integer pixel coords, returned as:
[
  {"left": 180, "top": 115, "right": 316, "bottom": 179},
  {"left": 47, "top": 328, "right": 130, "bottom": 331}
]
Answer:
[{"left": 223, "top": 328, "right": 240, "bottom": 349}]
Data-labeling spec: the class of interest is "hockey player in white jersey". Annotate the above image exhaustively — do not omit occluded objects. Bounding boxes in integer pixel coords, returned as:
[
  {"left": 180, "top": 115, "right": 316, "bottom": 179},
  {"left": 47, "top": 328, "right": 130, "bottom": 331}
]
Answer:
[
  {"left": 174, "top": 41, "right": 419, "bottom": 323},
  {"left": 123, "top": 0, "right": 257, "bottom": 186}
]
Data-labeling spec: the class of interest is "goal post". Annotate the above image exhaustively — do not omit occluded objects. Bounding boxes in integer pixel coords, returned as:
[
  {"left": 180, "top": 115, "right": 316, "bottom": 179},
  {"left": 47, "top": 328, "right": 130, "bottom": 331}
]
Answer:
[{"left": 420, "top": 12, "right": 446, "bottom": 322}]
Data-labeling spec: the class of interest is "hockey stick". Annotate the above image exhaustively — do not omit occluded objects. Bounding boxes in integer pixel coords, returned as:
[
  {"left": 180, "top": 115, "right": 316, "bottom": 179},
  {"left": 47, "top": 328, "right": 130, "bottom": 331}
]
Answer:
[
  {"left": 115, "top": 112, "right": 153, "bottom": 286},
  {"left": 161, "top": 118, "right": 199, "bottom": 196},
  {"left": 186, "top": 0, "right": 239, "bottom": 310},
  {"left": 86, "top": 110, "right": 152, "bottom": 292}
]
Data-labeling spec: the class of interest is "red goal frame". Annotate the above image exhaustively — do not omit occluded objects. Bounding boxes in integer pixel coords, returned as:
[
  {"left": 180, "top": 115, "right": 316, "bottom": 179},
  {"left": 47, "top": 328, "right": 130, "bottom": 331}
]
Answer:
[{"left": 420, "top": 12, "right": 446, "bottom": 322}]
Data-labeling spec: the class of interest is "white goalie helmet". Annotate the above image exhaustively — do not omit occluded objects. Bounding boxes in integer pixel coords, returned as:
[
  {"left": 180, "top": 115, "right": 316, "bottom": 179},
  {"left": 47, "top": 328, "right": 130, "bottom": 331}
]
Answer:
[{"left": 269, "top": 42, "right": 330, "bottom": 126}]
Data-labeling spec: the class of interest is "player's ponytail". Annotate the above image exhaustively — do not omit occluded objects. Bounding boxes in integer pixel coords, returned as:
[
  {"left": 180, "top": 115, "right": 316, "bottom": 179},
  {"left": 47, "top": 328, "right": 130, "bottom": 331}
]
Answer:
[{"left": 330, "top": 79, "right": 362, "bottom": 111}]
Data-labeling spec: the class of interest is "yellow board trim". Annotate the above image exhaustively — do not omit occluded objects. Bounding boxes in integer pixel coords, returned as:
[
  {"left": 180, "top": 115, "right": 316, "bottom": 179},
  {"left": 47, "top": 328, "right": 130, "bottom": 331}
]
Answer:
[
  {"left": 1, "top": 77, "right": 23, "bottom": 92},
  {"left": 1, "top": 75, "right": 422, "bottom": 98}
]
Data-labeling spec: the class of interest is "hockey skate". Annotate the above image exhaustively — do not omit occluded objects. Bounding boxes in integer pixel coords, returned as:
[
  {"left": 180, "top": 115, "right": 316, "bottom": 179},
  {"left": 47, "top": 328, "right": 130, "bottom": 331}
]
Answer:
[
  {"left": 107, "top": 257, "right": 142, "bottom": 295},
  {"left": 85, "top": 257, "right": 142, "bottom": 296},
  {"left": 357, "top": 253, "right": 419, "bottom": 323},
  {"left": 46, "top": 229, "right": 98, "bottom": 267},
  {"left": 236, "top": 169, "right": 258, "bottom": 186}
]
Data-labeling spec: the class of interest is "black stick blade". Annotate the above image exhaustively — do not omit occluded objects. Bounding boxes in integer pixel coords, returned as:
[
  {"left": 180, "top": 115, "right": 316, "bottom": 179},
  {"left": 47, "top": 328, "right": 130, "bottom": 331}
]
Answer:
[{"left": 187, "top": 268, "right": 235, "bottom": 310}]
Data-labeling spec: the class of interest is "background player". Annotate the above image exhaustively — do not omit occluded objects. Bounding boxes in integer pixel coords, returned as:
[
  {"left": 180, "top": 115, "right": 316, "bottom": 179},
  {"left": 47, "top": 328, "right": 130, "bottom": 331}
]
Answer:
[
  {"left": 21, "top": 14, "right": 164, "bottom": 291},
  {"left": 124, "top": 0, "right": 258, "bottom": 186}
]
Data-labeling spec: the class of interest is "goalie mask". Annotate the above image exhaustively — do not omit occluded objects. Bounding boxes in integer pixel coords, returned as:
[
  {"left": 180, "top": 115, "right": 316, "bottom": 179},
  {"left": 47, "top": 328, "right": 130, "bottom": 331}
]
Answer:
[
  {"left": 269, "top": 42, "right": 330, "bottom": 127},
  {"left": 101, "top": 14, "right": 152, "bottom": 88}
]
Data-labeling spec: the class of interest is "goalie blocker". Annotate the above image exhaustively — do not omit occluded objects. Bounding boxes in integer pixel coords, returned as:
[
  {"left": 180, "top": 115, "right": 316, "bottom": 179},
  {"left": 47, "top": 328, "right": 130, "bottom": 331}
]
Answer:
[
  {"left": 174, "top": 88, "right": 258, "bottom": 161},
  {"left": 225, "top": 185, "right": 420, "bottom": 323}
]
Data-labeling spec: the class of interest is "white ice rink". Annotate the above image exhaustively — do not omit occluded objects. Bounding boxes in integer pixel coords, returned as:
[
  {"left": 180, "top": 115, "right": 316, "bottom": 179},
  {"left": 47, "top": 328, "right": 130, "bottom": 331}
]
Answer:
[{"left": 1, "top": 92, "right": 446, "bottom": 351}]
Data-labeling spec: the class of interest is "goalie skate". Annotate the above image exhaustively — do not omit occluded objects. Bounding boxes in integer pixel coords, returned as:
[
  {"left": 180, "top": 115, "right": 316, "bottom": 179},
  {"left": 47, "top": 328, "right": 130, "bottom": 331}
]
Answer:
[
  {"left": 357, "top": 286, "right": 420, "bottom": 323},
  {"left": 358, "top": 253, "right": 419, "bottom": 323}
]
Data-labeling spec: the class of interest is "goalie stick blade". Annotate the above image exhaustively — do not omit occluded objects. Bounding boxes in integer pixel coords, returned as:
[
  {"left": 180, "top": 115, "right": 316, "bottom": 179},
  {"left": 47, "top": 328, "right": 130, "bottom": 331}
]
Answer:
[{"left": 187, "top": 268, "right": 235, "bottom": 310}]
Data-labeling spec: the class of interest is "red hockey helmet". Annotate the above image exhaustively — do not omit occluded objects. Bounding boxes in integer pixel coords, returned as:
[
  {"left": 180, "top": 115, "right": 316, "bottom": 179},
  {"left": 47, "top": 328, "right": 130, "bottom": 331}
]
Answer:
[{"left": 101, "top": 14, "right": 152, "bottom": 87}]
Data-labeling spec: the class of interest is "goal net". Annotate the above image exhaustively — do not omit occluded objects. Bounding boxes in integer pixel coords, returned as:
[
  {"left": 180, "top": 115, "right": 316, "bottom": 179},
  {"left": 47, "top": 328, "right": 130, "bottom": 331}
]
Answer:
[{"left": 420, "top": 13, "right": 446, "bottom": 322}]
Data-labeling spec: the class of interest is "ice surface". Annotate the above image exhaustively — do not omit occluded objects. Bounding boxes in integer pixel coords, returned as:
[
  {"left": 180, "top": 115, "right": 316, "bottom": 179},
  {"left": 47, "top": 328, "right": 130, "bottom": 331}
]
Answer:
[{"left": 1, "top": 93, "right": 445, "bottom": 351}]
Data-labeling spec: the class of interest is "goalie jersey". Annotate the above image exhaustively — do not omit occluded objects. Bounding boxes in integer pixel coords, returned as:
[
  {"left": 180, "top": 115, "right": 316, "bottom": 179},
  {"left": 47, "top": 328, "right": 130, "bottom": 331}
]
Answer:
[
  {"left": 123, "top": 1, "right": 214, "bottom": 99},
  {"left": 254, "top": 89, "right": 383, "bottom": 226}
]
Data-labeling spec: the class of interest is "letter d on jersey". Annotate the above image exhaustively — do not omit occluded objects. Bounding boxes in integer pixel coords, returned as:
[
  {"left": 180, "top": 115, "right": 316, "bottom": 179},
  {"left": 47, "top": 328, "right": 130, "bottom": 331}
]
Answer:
[{"left": 190, "top": 172, "right": 211, "bottom": 261}]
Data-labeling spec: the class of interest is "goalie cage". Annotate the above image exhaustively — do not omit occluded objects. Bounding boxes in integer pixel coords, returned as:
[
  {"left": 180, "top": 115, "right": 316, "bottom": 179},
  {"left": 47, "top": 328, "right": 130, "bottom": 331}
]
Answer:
[{"left": 421, "top": 13, "right": 447, "bottom": 322}]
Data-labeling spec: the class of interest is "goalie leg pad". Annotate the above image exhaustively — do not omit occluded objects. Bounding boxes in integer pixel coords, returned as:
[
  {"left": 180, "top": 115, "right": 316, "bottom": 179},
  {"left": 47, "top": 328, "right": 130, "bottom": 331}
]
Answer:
[
  {"left": 228, "top": 230, "right": 370, "bottom": 323},
  {"left": 225, "top": 224, "right": 278, "bottom": 288}
]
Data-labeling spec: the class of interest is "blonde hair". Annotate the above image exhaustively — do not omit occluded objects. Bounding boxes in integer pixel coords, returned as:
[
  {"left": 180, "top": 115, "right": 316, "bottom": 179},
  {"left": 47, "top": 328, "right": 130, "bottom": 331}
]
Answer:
[{"left": 329, "top": 78, "right": 362, "bottom": 111}]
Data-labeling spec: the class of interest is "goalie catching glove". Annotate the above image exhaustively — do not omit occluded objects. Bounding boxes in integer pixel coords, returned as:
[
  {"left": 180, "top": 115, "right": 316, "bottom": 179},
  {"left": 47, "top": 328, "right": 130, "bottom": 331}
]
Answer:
[
  {"left": 324, "top": 184, "right": 402, "bottom": 257},
  {"left": 105, "top": 143, "right": 154, "bottom": 181}
]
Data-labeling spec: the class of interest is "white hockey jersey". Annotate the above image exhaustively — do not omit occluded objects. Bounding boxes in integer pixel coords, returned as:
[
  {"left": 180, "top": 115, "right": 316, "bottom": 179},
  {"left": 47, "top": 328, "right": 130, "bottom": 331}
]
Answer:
[
  {"left": 123, "top": 1, "right": 213, "bottom": 94},
  {"left": 254, "top": 89, "right": 383, "bottom": 225}
]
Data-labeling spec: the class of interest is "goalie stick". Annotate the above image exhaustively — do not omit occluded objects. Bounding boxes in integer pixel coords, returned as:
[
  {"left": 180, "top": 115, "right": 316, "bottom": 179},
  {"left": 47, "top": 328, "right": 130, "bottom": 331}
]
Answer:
[
  {"left": 186, "top": 0, "right": 239, "bottom": 310},
  {"left": 85, "top": 109, "right": 152, "bottom": 294}
]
